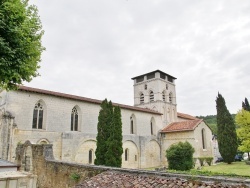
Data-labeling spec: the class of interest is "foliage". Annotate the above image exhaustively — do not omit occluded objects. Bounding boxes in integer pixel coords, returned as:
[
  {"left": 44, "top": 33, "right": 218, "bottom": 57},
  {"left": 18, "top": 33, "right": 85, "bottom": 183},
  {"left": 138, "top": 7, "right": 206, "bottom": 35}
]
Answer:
[
  {"left": 95, "top": 99, "right": 123, "bottom": 167},
  {"left": 0, "top": 0, "right": 45, "bottom": 90},
  {"left": 242, "top": 98, "right": 250, "bottom": 111},
  {"left": 95, "top": 99, "right": 112, "bottom": 165},
  {"left": 198, "top": 157, "right": 205, "bottom": 166},
  {"left": 69, "top": 173, "right": 80, "bottom": 181},
  {"left": 105, "top": 106, "right": 123, "bottom": 167},
  {"left": 235, "top": 110, "right": 250, "bottom": 156},
  {"left": 166, "top": 141, "right": 195, "bottom": 171},
  {"left": 216, "top": 93, "right": 238, "bottom": 164}
]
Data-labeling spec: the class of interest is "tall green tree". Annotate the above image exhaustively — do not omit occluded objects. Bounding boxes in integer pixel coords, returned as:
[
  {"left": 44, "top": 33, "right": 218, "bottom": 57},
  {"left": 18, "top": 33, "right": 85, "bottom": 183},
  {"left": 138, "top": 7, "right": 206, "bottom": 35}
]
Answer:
[
  {"left": 105, "top": 106, "right": 123, "bottom": 167},
  {"left": 0, "top": 0, "right": 45, "bottom": 90},
  {"left": 235, "top": 110, "right": 250, "bottom": 160},
  {"left": 216, "top": 93, "right": 238, "bottom": 164},
  {"left": 94, "top": 99, "right": 113, "bottom": 165},
  {"left": 242, "top": 98, "right": 250, "bottom": 111},
  {"left": 95, "top": 99, "right": 123, "bottom": 167}
]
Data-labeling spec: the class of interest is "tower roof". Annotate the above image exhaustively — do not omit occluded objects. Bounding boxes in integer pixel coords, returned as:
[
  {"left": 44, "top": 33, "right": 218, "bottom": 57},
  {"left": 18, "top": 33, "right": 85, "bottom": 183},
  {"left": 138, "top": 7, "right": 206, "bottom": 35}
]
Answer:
[{"left": 131, "top": 70, "right": 176, "bottom": 80}]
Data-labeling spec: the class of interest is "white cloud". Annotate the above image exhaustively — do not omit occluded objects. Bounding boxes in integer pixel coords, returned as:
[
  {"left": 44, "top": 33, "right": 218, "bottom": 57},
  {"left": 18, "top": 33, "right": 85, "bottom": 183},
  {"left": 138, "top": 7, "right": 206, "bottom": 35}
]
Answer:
[{"left": 27, "top": 0, "right": 250, "bottom": 116}]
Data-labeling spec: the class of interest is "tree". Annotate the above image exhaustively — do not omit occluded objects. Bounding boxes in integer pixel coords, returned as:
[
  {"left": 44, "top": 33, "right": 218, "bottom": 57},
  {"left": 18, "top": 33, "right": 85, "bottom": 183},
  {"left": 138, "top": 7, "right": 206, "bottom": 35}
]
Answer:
[
  {"left": 105, "top": 106, "right": 123, "bottom": 167},
  {"left": 242, "top": 98, "right": 250, "bottom": 111},
  {"left": 235, "top": 110, "right": 250, "bottom": 160},
  {"left": 216, "top": 93, "right": 238, "bottom": 164},
  {"left": 94, "top": 99, "right": 113, "bottom": 165},
  {"left": 166, "top": 141, "right": 194, "bottom": 171},
  {"left": 0, "top": 0, "right": 45, "bottom": 90},
  {"left": 95, "top": 99, "right": 123, "bottom": 167}
]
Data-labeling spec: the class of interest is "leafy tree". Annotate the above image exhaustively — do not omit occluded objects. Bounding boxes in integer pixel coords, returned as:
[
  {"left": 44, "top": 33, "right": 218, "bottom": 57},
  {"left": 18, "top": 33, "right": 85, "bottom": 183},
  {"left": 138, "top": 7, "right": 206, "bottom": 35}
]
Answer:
[
  {"left": 94, "top": 99, "right": 113, "bottom": 165},
  {"left": 166, "top": 141, "right": 194, "bottom": 171},
  {"left": 95, "top": 99, "right": 123, "bottom": 167},
  {"left": 216, "top": 93, "right": 238, "bottom": 164},
  {"left": 105, "top": 106, "right": 123, "bottom": 167},
  {"left": 0, "top": 0, "right": 45, "bottom": 90},
  {"left": 235, "top": 110, "right": 250, "bottom": 160},
  {"left": 242, "top": 98, "right": 250, "bottom": 111}
]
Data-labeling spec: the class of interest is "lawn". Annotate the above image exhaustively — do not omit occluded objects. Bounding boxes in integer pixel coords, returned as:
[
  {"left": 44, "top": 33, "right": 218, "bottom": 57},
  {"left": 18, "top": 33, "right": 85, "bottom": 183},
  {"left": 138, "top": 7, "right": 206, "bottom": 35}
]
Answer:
[{"left": 201, "top": 161, "right": 250, "bottom": 177}]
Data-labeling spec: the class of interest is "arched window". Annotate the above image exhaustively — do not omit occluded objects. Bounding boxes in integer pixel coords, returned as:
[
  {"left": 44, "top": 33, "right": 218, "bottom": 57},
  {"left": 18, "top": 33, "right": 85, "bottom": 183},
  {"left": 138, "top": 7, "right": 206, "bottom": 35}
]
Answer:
[
  {"left": 162, "top": 91, "right": 166, "bottom": 102},
  {"left": 125, "top": 148, "right": 129, "bottom": 161},
  {"left": 150, "top": 117, "right": 156, "bottom": 135},
  {"left": 202, "top": 128, "right": 207, "bottom": 149},
  {"left": 89, "top": 149, "right": 93, "bottom": 164},
  {"left": 130, "top": 115, "right": 136, "bottom": 134},
  {"left": 32, "top": 102, "right": 43, "bottom": 129},
  {"left": 149, "top": 91, "right": 154, "bottom": 102},
  {"left": 71, "top": 107, "right": 78, "bottom": 131},
  {"left": 130, "top": 116, "right": 134, "bottom": 134},
  {"left": 151, "top": 121, "right": 153, "bottom": 135},
  {"left": 169, "top": 92, "right": 173, "bottom": 103},
  {"left": 140, "top": 93, "right": 144, "bottom": 104}
]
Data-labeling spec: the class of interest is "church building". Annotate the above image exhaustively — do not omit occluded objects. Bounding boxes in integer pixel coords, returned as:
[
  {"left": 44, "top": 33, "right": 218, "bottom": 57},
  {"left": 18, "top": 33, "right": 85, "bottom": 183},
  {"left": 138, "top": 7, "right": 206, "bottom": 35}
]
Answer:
[{"left": 0, "top": 70, "right": 213, "bottom": 169}]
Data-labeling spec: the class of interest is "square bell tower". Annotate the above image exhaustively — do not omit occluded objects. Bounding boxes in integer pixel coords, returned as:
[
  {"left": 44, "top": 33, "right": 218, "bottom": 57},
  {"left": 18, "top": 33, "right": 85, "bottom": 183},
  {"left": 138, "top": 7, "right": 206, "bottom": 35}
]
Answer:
[{"left": 131, "top": 70, "right": 177, "bottom": 124}]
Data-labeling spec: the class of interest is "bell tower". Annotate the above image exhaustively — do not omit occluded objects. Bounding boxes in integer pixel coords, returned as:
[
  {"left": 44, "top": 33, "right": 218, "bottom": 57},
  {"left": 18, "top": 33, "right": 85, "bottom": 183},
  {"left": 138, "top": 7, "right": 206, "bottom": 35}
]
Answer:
[{"left": 131, "top": 70, "right": 177, "bottom": 124}]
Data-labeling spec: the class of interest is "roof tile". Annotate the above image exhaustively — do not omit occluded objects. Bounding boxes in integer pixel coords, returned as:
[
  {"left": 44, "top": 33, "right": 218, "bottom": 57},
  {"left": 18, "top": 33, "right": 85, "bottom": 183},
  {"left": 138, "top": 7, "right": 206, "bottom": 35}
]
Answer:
[{"left": 161, "top": 119, "right": 203, "bottom": 133}]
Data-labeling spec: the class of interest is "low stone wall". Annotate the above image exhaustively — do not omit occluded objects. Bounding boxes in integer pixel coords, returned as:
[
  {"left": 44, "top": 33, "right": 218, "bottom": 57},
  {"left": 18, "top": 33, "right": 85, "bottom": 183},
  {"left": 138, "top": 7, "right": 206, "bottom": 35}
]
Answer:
[{"left": 16, "top": 142, "right": 250, "bottom": 188}]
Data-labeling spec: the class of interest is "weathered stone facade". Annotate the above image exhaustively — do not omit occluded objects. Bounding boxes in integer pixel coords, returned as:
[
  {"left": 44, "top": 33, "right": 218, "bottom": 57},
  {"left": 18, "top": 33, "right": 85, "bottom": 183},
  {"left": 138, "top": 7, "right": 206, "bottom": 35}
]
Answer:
[{"left": 0, "top": 70, "right": 214, "bottom": 169}]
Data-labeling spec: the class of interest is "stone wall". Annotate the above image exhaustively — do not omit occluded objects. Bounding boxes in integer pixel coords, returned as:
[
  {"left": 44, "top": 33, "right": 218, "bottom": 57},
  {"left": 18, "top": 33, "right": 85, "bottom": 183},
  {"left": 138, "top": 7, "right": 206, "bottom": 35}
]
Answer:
[{"left": 16, "top": 142, "right": 250, "bottom": 188}]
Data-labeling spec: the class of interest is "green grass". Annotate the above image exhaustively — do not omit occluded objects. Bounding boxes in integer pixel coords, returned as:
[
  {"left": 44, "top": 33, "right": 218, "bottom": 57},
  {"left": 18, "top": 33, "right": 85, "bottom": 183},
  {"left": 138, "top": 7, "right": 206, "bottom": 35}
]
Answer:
[
  {"left": 201, "top": 161, "right": 250, "bottom": 177},
  {"left": 146, "top": 161, "right": 250, "bottom": 178}
]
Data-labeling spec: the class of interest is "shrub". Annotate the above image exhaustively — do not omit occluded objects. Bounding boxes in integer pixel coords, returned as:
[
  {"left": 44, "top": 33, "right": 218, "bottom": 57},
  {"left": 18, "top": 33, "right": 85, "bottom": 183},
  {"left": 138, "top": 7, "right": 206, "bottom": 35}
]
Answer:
[
  {"left": 204, "top": 157, "right": 213, "bottom": 166},
  {"left": 166, "top": 141, "right": 195, "bottom": 171},
  {"left": 198, "top": 157, "right": 213, "bottom": 166},
  {"left": 198, "top": 157, "right": 205, "bottom": 166},
  {"left": 70, "top": 173, "right": 80, "bottom": 181}
]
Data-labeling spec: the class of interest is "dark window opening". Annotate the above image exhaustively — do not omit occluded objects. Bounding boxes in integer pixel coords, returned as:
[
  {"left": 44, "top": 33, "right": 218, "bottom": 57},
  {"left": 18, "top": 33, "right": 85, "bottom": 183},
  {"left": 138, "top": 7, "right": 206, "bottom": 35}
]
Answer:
[
  {"left": 147, "top": 73, "right": 155, "bottom": 80},
  {"left": 71, "top": 107, "right": 78, "bottom": 131},
  {"left": 32, "top": 102, "right": 43, "bottom": 129},
  {"left": 140, "top": 93, "right": 144, "bottom": 104},
  {"left": 160, "top": 73, "right": 166, "bottom": 79},
  {"left": 125, "top": 149, "right": 129, "bottom": 161},
  {"left": 168, "top": 76, "right": 173, "bottom": 83},
  {"left": 89, "top": 150, "right": 93, "bottom": 164},
  {"left": 150, "top": 91, "right": 154, "bottom": 102},
  {"left": 136, "top": 76, "right": 144, "bottom": 83}
]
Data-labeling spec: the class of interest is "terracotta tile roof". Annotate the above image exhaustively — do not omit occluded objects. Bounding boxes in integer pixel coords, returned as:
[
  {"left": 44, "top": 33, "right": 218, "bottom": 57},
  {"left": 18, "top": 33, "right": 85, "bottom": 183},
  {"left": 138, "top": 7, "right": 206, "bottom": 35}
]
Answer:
[
  {"left": 161, "top": 119, "right": 203, "bottom": 133},
  {"left": 18, "top": 86, "right": 162, "bottom": 115},
  {"left": 177, "top": 112, "right": 199, "bottom": 120},
  {"left": 75, "top": 170, "right": 247, "bottom": 188}
]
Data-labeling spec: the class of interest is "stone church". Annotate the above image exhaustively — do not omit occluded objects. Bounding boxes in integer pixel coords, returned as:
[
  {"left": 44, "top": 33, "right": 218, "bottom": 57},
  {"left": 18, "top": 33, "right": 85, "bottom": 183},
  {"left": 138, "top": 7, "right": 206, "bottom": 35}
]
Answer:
[{"left": 0, "top": 70, "right": 213, "bottom": 169}]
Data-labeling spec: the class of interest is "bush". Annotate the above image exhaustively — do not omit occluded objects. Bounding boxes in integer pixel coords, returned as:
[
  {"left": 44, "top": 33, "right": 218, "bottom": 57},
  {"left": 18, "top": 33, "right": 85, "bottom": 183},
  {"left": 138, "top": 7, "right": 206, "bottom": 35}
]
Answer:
[
  {"left": 198, "top": 157, "right": 205, "bottom": 166},
  {"left": 166, "top": 141, "right": 195, "bottom": 171},
  {"left": 198, "top": 157, "right": 213, "bottom": 166},
  {"left": 204, "top": 157, "right": 213, "bottom": 166}
]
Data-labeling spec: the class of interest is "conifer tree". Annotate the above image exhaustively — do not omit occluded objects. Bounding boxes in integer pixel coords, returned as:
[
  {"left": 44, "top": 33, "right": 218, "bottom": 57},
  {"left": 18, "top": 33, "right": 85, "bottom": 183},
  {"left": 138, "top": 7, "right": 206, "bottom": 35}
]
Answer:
[
  {"left": 105, "top": 106, "right": 123, "bottom": 167},
  {"left": 95, "top": 99, "right": 123, "bottom": 167},
  {"left": 216, "top": 93, "right": 238, "bottom": 164},
  {"left": 94, "top": 99, "right": 113, "bottom": 165},
  {"left": 242, "top": 98, "right": 250, "bottom": 111}
]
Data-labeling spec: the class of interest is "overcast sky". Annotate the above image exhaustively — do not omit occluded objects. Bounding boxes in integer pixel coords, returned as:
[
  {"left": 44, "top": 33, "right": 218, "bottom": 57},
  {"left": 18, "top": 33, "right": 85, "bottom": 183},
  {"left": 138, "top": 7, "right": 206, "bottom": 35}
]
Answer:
[{"left": 26, "top": 0, "right": 250, "bottom": 116}]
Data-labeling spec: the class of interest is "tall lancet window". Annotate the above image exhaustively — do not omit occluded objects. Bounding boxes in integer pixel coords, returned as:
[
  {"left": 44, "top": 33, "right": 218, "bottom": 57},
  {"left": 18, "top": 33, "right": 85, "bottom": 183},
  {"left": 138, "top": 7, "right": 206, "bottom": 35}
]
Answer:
[
  {"left": 149, "top": 91, "right": 154, "bottom": 102},
  {"left": 169, "top": 92, "right": 173, "bottom": 103},
  {"left": 71, "top": 107, "right": 78, "bottom": 131},
  {"left": 140, "top": 93, "right": 144, "bottom": 104},
  {"left": 162, "top": 91, "right": 166, "bottom": 102},
  {"left": 32, "top": 102, "right": 43, "bottom": 129}
]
